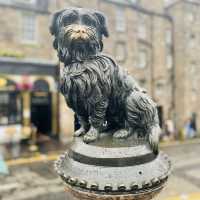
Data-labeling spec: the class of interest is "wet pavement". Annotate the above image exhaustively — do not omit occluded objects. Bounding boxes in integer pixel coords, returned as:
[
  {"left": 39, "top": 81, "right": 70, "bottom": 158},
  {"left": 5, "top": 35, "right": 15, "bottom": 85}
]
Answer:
[
  {"left": 0, "top": 140, "right": 200, "bottom": 200},
  {"left": 155, "top": 141, "right": 200, "bottom": 200},
  {"left": 0, "top": 137, "right": 68, "bottom": 160}
]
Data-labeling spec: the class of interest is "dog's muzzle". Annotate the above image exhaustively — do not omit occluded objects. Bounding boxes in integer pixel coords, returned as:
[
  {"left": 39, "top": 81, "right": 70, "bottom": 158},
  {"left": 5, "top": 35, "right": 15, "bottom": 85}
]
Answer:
[{"left": 65, "top": 25, "right": 89, "bottom": 40}]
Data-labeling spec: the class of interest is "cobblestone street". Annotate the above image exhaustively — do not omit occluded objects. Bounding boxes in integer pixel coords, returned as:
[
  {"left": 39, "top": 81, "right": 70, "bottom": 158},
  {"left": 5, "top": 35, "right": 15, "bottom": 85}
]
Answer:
[{"left": 0, "top": 141, "right": 200, "bottom": 200}]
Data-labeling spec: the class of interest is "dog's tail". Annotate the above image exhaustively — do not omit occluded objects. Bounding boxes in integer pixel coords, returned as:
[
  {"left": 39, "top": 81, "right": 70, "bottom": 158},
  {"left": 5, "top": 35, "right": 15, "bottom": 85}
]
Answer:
[
  {"left": 148, "top": 125, "right": 160, "bottom": 154},
  {"left": 126, "top": 91, "right": 160, "bottom": 154}
]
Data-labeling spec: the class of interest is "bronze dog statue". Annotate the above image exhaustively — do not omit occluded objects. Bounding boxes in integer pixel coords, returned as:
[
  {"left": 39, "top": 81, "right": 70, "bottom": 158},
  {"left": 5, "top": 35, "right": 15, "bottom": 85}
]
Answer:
[{"left": 50, "top": 8, "right": 160, "bottom": 153}]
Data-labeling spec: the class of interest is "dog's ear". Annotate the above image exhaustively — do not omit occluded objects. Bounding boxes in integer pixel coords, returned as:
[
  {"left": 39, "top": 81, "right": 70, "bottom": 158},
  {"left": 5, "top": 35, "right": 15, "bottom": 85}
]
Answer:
[
  {"left": 94, "top": 11, "right": 109, "bottom": 38},
  {"left": 50, "top": 10, "right": 64, "bottom": 50},
  {"left": 50, "top": 10, "right": 64, "bottom": 36}
]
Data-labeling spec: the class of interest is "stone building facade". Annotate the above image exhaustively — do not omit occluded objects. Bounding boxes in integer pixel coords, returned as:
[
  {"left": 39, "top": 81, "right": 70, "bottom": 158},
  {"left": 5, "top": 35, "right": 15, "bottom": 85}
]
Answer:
[
  {"left": 0, "top": 0, "right": 59, "bottom": 143},
  {"left": 0, "top": 0, "right": 199, "bottom": 143},
  {"left": 166, "top": 0, "right": 200, "bottom": 132},
  {"left": 0, "top": 0, "right": 55, "bottom": 60}
]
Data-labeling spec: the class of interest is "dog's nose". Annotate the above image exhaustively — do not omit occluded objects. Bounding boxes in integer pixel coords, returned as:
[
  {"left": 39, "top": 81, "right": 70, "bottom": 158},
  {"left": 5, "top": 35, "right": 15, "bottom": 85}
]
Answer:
[
  {"left": 69, "top": 25, "right": 89, "bottom": 40},
  {"left": 76, "top": 28, "right": 86, "bottom": 34},
  {"left": 74, "top": 26, "right": 86, "bottom": 34}
]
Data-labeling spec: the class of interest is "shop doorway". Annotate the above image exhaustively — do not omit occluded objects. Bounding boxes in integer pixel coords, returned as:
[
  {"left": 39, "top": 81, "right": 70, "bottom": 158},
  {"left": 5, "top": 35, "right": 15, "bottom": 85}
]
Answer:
[
  {"left": 31, "top": 79, "right": 52, "bottom": 136},
  {"left": 31, "top": 92, "right": 52, "bottom": 135}
]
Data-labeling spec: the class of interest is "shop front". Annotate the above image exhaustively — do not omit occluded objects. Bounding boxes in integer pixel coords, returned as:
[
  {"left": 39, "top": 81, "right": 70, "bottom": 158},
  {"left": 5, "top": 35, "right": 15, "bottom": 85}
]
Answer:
[
  {"left": 0, "top": 89, "right": 22, "bottom": 144},
  {"left": 0, "top": 58, "right": 59, "bottom": 145}
]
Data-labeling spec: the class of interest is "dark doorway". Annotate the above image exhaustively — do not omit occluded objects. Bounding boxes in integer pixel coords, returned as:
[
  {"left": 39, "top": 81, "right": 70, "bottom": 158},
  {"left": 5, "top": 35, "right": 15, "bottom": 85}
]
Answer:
[
  {"left": 31, "top": 92, "right": 52, "bottom": 135},
  {"left": 157, "top": 106, "right": 163, "bottom": 128},
  {"left": 33, "top": 79, "right": 50, "bottom": 92}
]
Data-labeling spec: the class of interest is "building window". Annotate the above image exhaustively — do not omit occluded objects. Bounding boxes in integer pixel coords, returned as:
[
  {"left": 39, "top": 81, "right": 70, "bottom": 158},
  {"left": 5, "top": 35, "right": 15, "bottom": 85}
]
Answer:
[
  {"left": 155, "top": 81, "right": 164, "bottom": 96},
  {"left": 166, "top": 53, "right": 173, "bottom": 69},
  {"left": 165, "top": 29, "right": 172, "bottom": 45},
  {"left": 22, "top": 13, "right": 37, "bottom": 43},
  {"left": 156, "top": 82, "right": 164, "bottom": 90},
  {"left": 187, "top": 12, "right": 195, "bottom": 22},
  {"left": 189, "top": 63, "right": 198, "bottom": 92},
  {"left": 115, "top": 7, "right": 126, "bottom": 32},
  {"left": 115, "top": 42, "right": 126, "bottom": 62},
  {"left": 139, "top": 79, "right": 146, "bottom": 87},
  {"left": 188, "top": 33, "right": 196, "bottom": 48},
  {"left": 138, "top": 23, "right": 146, "bottom": 40},
  {"left": 0, "top": 92, "right": 22, "bottom": 125},
  {"left": 138, "top": 50, "right": 147, "bottom": 68},
  {"left": 189, "top": 62, "right": 197, "bottom": 74}
]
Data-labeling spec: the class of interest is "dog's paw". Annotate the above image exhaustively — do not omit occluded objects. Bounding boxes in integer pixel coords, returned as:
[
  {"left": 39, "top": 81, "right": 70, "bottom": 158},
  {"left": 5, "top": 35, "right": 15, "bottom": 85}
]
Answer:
[
  {"left": 74, "top": 127, "right": 86, "bottom": 137},
  {"left": 83, "top": 127, "right": 99, "bottom": 143},
  {"left": 113, "top": 129, "right": 130, "bottom": 139}
]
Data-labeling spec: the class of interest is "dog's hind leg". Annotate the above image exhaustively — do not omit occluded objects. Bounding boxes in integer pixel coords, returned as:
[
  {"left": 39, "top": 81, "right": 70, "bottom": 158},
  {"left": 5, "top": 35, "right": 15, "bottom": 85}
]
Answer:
[
  {"left": 113, "top": 129, "right": 130, "bottom": 138},
  {"left": 113, "top": 121, "right": 131, "bottom": 139},
  {"left": 126, "top": 91, "right": 160, "bottom": 154}
]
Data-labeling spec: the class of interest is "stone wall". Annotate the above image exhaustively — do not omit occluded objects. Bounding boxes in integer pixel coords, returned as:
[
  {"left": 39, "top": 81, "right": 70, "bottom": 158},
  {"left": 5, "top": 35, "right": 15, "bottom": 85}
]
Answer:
[
  {"left": 0, "top": 6, "right": 55, "bottom": 60},
  {"left": 167, "top": 1, "right": 200, "bottom": 131}
]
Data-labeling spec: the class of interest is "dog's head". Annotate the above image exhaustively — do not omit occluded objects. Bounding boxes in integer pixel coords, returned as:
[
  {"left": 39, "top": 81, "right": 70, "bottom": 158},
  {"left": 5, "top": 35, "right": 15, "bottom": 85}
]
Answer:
[{"left": 50, "top": 8, "right": 109, "bottom": 64}]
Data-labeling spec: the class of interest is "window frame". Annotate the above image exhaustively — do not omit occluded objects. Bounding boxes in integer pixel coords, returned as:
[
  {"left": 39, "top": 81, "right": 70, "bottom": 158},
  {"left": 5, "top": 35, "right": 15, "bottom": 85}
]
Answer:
[
  {"left": 165, "top": 29, "right": 172, "bottom": 45},
  {"left": 21, "top": 12, "right": 38, "bottom": 44},
  {"left": 187, "top": 11, "right": 195, "bottom": 23},
  {"left": 138, "top": 50, "right": 148, "bottom": 69},
  {"left": 138, "top": 23, "right": 147, "bottom": 40},
  {"left": 115, "top": 6, "right": 126, "bottom": 32},
  {"left": 115, "top": 41, "right": 127, "bottom": 63},
  {"left": 166, "top": 51, "right": 173, "bottom": 69}
]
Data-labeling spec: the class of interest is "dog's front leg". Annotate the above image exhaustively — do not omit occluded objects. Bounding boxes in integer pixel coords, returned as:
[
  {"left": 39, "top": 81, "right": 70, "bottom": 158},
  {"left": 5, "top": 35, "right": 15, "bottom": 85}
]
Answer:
[
  {"left": 83, "top": 100, "right": 108, "bottom": 143},
  {"left": 74, "top": 115, "right": 89, "bottom": 137}
]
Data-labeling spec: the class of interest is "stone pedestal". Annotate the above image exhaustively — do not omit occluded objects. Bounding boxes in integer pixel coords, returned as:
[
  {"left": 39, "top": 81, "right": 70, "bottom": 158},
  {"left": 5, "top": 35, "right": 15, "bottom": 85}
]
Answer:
[{"left": 55, "top": 133, "right": 171, "bottom": 200}]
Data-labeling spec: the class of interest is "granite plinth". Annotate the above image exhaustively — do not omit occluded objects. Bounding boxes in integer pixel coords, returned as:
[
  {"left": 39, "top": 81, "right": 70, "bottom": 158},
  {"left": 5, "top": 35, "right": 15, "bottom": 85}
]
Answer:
[{"left": 55, "top": 134, "right": 171, "bottom": 200}]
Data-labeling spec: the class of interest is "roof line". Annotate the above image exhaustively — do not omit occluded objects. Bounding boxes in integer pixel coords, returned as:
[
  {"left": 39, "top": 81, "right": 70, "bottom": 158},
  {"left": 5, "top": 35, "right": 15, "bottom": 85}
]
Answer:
[{"left": 102, "top": 0, "right": 171, "bottom": 21}]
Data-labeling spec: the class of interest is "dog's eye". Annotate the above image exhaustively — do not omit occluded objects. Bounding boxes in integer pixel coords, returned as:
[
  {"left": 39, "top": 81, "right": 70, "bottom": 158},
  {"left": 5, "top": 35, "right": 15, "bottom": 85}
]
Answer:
[
  {"left": 62, "top": 13, "right": 78, "bottom": 26},
  {"left": 82, "top": 15, "right": 97, "bottom": 27},
  {"left": 85, "top": 20, "right": 96, "bottom": 27}
]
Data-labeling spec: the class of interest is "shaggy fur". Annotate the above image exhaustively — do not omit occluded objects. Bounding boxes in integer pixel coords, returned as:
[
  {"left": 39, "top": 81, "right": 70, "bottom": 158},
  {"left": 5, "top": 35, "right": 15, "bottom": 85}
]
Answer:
[{"left": 50, "top": 8, "right": 160, "bottom": 153}]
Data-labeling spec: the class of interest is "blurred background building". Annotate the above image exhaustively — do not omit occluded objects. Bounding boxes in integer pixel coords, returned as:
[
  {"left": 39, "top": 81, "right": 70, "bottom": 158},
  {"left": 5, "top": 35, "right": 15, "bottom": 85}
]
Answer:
[
  {"left": 0, "top": 0, "right": 60, "bottom": 149},
  {"left": 0, "top": 0, "right": 199, "bottom": 149}
]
